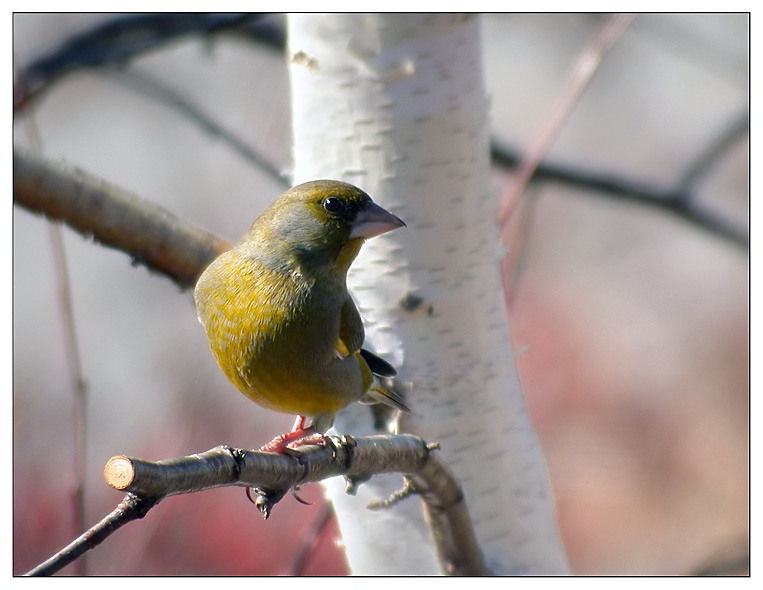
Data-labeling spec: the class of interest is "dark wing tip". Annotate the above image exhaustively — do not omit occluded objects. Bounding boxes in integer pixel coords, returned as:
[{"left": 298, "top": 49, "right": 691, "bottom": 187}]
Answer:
[{"left": 359, "top": 348, "right": 397, "bottom": 378}]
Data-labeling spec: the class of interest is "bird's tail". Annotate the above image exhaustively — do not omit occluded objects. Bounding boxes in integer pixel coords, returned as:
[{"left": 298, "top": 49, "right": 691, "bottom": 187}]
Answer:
[
  {"left": 360, "top": 377, "right": 410, "bottom": 412},
  {"left": 356, "top": 348, "right": 410, "bottom": 412}
]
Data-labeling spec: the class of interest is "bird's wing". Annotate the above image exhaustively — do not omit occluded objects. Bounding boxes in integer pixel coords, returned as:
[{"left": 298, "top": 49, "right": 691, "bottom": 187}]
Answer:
[
  {"left": 337, "top": 296, "right": 398, "bottom": 376},
  {"left": 359, "top": 348, "right": 397, "bottom": 378},
  {"left": 338, "top": 295, "right": 365, "bottom": 356},
  {"left": 338, "top": 296, "right": 408, "bottom": 412}
]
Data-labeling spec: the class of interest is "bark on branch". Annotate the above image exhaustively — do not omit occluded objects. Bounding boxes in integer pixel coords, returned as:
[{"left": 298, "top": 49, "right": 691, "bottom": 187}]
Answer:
[
  {"left": 13, "top": 147, "right": 230, "bottom": 288},
  {"left": 26, "top": 435, "right": 488, "bottom": 576}
]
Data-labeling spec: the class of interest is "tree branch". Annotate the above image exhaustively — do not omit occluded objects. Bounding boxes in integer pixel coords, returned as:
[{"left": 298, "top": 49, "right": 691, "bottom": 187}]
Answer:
[
  {"left": 13, "top": 148, "right": 230, "bottom": 289},
  {"left": 491, "top": 137, "right": 749, "bottom": 249},
  {"left": 96, "top": 67, "right": 288, "bottom": 185},
  {"left": 13, "top": 13, "right": 276, "bottom": 109},
  {"left": 26, "top": 435, "right": 488, "bottom": 576},
  {"left": 24, "top": 493, "right": 162, "bottom": 576}
]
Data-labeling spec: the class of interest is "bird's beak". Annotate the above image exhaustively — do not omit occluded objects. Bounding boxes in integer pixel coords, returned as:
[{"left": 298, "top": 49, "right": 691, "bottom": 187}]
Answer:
[{"left": 350, "top": 202, "right": 406, "bottom": 239}]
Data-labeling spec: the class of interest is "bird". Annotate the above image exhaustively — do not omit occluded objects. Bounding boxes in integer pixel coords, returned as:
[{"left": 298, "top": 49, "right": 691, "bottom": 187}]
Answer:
[{"left": 194, "top": 180, "right": 409, "bottom": 452}]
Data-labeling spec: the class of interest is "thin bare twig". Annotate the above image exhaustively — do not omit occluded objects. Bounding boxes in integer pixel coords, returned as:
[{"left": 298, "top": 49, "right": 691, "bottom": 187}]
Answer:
[
  {"left": 49, "top": 224, "right": 89, "bottom": 575},
  {"left": 497, "top": 13, "right": 636, "bottom": 227},
  {"left": 97, "top": 67, "right": 288, "bottom": 185},
  {"left": 290, "top": 504, "right": 336, "bottom": 575},
  {"left": 24, "top": 493, "right": 162, "bottom": 576},
  {"left": 19, "top": 108, "right": 91, "bottom": 575}
]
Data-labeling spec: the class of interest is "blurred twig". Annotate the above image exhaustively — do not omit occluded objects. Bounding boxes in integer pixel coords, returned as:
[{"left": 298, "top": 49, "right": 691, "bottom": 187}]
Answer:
[
  {"left": 491, "top": 134, "right": 749, "bottom": 249},
  {"left": 20, "top": 109, "right": 90, "bottom": 575},
  {"left": 497, "top": 13, "right": 635, "bottom": 225},
  {"left": 678, "top": 112, "right": 749, "bottom": 191},
  {"left": 290, "top": 503, "right": 337, "bottom": 575},
  {"left": 497, "top": 13, "right": 633, "bottom": 304},
  {"left": 13, "top": 13, "right": 273, "bottom": 109},
  {"left": 491, "top": 135, "right": 750, "bottom": 249},
  {"left": 49, "top": 224, "right": 89, "bottom": 576},
  {"left": 97, "top": 66, "right": 288, "bottom": 185}
]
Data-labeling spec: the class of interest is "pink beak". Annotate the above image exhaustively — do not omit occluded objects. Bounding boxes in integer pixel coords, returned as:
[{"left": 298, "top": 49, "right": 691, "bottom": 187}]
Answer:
[{"left": 350, "top": 201, "right": 406, "bottom": 239}]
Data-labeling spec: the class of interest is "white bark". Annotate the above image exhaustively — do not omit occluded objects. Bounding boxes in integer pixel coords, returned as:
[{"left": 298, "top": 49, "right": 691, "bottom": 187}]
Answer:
[{"left": 288, "top": 13, "right": 568, "bottom": 575}]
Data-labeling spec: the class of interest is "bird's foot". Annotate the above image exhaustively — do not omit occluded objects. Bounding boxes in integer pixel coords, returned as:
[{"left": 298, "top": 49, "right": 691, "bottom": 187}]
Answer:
[
  {"left": 259, "top": 427, "right": 330, "bottom": 454},
  {"left": 259, "top": 416, "right": 333, "bottom": 453}
]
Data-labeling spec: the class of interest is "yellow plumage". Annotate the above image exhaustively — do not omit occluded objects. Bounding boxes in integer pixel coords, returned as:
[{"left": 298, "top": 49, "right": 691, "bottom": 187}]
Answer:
[{"left": 194, "top": 180, "right": 408, "bottom": 448}]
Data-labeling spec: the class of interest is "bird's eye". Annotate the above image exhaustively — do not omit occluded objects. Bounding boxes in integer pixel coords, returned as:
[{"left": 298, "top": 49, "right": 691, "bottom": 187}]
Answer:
[{"left": 323, "top": 196, "right": 344, "bottom": 214}]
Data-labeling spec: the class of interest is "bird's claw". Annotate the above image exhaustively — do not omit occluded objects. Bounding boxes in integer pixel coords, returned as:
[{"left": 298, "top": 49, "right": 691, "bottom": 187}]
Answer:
[{"left": 246, "top": 486, "right": 287, "bottom": 520}]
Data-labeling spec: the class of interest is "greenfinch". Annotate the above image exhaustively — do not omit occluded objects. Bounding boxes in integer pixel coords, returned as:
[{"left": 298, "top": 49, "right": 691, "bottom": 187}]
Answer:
[{"left": 194, "top": 180, "right": 408, "bottom": 451}]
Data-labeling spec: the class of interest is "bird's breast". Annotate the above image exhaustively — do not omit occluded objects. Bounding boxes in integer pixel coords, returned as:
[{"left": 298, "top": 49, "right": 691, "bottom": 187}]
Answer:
[{"left": 194, "top": 251, "right": 358, "bottom": 415}]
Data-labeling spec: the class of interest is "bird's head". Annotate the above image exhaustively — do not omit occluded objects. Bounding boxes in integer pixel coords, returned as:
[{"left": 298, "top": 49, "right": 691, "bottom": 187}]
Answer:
[{"left": 241, "top": 180, "right": 405, "bottom": 275}]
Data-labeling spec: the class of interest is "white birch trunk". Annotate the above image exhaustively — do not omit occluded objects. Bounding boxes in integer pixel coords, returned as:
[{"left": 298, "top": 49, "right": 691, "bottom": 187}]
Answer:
[{"left": 288, "top": 13, "right": 568, "bottom": 575}]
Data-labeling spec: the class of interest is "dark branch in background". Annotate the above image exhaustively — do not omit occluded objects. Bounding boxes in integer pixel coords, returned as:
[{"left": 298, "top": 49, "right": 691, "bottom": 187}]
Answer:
[
  {"left": 491, "top": 124, "right": 749, "bottom": 249},
  {"left": 26, "top": 436, "right": 488, "bottom": 576},
  {"left": 14, "top": 13, "right": 748, "bottom": 250},
  {"left": 13, "top": 13, "right": 282, "bottom": 108},
  {"left": 97, "top": 67, "right": 288, "bottom": 185},
  {"left": 679, "top": 112, "right": 749, "bottom": 190}
]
